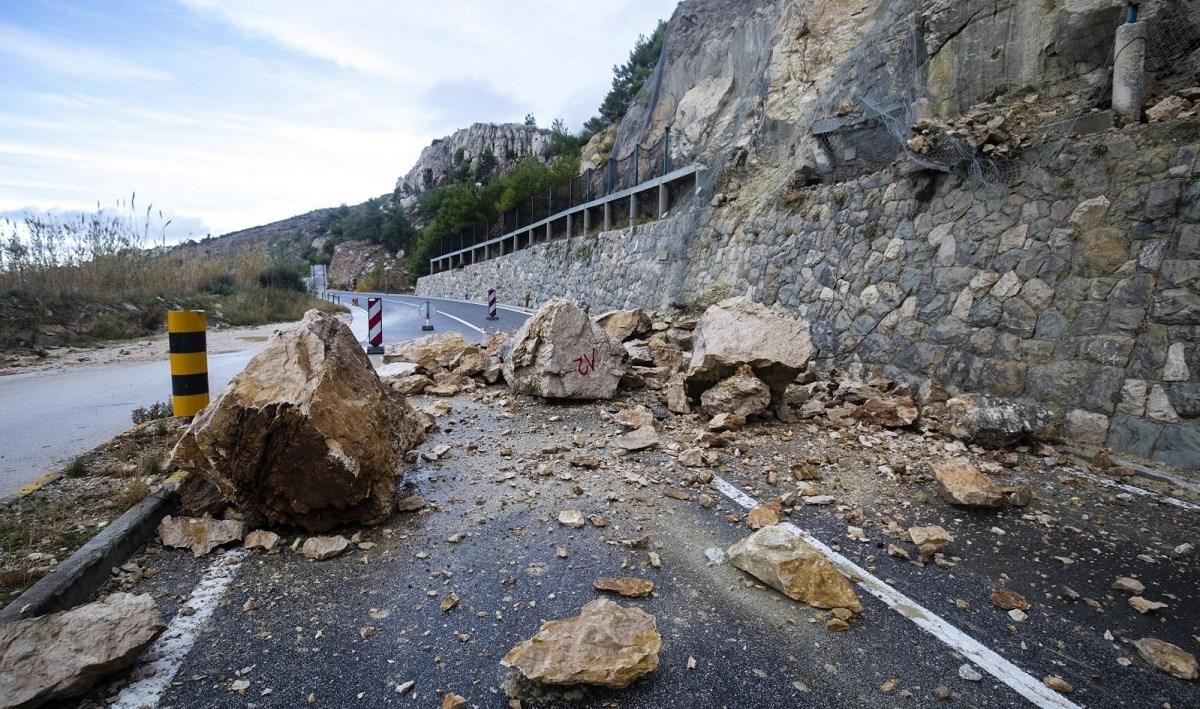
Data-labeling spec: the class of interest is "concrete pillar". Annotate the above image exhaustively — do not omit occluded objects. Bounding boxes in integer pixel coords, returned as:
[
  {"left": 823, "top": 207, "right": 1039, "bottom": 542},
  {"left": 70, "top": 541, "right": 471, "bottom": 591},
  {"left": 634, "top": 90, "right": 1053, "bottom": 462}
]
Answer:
[
  {"left": 629, "top": 193, "right": 636, "bottom": 226},
  {"left": 603, "top": 202, "right": 612, "bottom": 231},
  {"left": 658, "top": 184, "right": 668, "bottom": 218},
  {"left": 566, "top": 212, "right": 572, "bottom": 238},
  {"left": 583, "top": 208, "right": 591, "bottom": 233},
  {"left": 1113, "top": 22, "right": 1146, "bottom": 122}
]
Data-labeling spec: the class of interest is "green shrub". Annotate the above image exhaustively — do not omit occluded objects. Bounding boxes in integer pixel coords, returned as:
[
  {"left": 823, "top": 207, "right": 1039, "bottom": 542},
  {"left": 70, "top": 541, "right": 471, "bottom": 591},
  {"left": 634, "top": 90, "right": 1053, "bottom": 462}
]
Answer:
[
  {"left": 132, "top": 401, "right": 172, "bottom": 424},
  {"left": 204, "top": 273, "right": 236, "bottom": 295},
  {"left": 63, "top": 455, "right": 90, "bottom": 478},
  {"left": 257, "top": 265, "right": 305, "bottom": 292}
]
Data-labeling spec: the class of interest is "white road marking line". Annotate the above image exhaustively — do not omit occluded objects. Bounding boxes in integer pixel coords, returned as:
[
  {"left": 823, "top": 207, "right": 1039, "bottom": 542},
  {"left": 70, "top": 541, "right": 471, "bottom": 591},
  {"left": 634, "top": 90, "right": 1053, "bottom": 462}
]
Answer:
[
  {"left": 710, "top": 475, "right": 1081, "bottom": 709},
  {"left": 1067, "top": 468, "right": 1199, "bottom": 511},
  {"left": 111, "top": 548, "right": 249, "bottom": 709},
  {"left": 435, "top": 309, "right": 485, "bottom": 334},
  {"left": 380, "top": 297, "right": 420, "bottom": 309}
]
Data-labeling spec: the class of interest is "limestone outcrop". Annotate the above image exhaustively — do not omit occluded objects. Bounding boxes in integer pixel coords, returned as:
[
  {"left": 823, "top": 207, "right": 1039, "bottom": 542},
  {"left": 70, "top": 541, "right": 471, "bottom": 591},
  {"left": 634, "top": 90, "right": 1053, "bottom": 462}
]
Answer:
[
  {"left": 396, "top": 123, "right": 551, "bottom": 199},
  {"left": 502, "top": 299, "right": 626, "bottom": 399},
  {"left": 171, "top": 310, "right": 424, "bottom": 532}
]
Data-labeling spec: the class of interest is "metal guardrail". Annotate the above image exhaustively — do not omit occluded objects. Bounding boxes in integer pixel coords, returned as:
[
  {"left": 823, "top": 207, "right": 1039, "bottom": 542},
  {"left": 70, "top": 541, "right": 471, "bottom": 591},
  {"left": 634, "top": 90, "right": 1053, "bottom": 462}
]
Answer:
[{"left": 430, "top": 127, "right": 693, "bottom": 272}]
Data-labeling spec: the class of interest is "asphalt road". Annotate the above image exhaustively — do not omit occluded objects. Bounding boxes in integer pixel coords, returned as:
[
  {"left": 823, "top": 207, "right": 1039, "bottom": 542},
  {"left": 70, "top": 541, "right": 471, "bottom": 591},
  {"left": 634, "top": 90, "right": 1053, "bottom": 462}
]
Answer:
[
  {"left": 334, "top": 291, "right": 530, "bottom": 344},
  {"left": 88, "top": 390, "right": 1200, "bottom": 709},
  {"left": 0, "top": 350, "right": 257, "bottom": 497}
]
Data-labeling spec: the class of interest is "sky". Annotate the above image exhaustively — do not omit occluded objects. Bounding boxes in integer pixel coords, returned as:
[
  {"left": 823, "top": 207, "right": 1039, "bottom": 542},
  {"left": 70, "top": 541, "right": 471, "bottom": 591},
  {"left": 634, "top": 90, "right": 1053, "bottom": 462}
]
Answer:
[{"left": 0, "top": 0, "right": 678, "bottom": 241}]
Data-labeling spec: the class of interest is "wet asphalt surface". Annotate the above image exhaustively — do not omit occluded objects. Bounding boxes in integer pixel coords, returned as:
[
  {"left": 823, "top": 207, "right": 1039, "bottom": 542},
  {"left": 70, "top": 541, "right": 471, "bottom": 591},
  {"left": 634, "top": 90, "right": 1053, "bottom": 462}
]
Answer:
[{"left": 75, "top": 387, "right": 1200, "bottom": 709}]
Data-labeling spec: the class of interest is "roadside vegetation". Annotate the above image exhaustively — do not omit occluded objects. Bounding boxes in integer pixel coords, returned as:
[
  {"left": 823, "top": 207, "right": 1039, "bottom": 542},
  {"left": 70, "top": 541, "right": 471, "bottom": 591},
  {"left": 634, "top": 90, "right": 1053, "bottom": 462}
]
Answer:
[{"left": 0, "top": 197, "right": 342, "bottom": 353}]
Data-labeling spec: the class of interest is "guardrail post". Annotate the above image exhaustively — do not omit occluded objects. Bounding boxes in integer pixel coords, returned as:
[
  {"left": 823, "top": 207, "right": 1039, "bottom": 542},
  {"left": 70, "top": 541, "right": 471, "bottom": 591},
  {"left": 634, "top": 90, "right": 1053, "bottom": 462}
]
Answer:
[{"left": 662, "top": 127, "right": 671, "bottom": 176}]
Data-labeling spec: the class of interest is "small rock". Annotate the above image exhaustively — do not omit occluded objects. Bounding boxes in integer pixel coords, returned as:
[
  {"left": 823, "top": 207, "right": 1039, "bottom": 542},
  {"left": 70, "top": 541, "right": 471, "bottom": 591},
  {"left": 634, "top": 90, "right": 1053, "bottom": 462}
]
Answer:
[
  {"left": 301, "top": 535, "right": 350, "bottom": 560},
  {"left": 991, "top": 590, "right": 1029, "bottom": 611},
  {"left": 1111, "top": 577, "right": 1145, "bottom": 595},
  {"left": 158, "top": 516, "right": 245, "bottom": 557},
  {"left": 558, "top": 510, "right": 585, "bottom": 528},
  {"left": 908, "top": 526, "right": 953, "bottom": 556},
  {"left": 747, "top": 500, "right": 781, "bottom": 530},
  {"left": 707, "top": 412, "right": 745, "bottom": 432},
  {"left": 243, "top": 530, "right": 280, "bottom": 552},
  {"left": 593, "top": 577, "right": 655, "bottom": 598},
  {"left": 958, "top": 664, "right": 982, "bottom": 682},
  {"left": 1132, "top": 637, "right": 1198, "bottom": 680},
  {"left": 1128, "top": 596, "right": 1168, "bottom": 614},
  {"left": 727, "top": 525, "right": 862, "bottom": 613},
  {"left": 615, "top": 405, "right": 656, "bottom": 430},
  {"left": 1042, "top": 676, "right": 1072, "bottom": 694},
  {"left": 614, "top": 426, "right": 659, "bottom": 451},
  {"left": 441, "top": 692, "right": 468, "bottom": 709},
  {"left": 934, "top": 458, "right": 1006, "bottom": 508}
]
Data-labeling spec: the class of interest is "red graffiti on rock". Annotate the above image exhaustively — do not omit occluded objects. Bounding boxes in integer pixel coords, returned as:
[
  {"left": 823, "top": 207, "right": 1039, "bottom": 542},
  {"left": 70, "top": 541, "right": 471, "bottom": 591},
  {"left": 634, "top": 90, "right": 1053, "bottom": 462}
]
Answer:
[{"left": 573, "top": 348, "right": 597, "bottom": 376}]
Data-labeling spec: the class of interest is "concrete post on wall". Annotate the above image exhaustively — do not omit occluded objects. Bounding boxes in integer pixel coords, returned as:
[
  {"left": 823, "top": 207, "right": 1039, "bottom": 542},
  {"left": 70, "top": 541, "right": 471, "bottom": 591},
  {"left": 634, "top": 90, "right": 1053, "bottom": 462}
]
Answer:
[
  {"left": 1113, "top": 19, "right": 1146, "bottom": 122},
  {"left": 566, "top": 212, "right": 572, "bottom": 239},
  {"left": 658, "top": 184, "right": 668, "bottom": 218},
  {"left": 545, "top": 220, "right": 552, "bottom": 242},
  {"left": 629, "top": 193, "right": 637, "bottom": 226},
  {"left": 603, "top": 202, "right": 612, "bottom": 231},
  {"left": 583, "top": 207, "right": 591, "bottom": 234}
]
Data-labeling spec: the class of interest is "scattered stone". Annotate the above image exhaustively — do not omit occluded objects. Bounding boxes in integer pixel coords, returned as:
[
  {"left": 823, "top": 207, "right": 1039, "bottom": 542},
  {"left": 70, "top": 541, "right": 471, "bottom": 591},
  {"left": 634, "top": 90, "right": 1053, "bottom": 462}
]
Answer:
[
  {"left": 790, "top": 462, "right": 821, "bottom": 481},
  {"left": 440, "top": 594, "right": 459, "bottom": 613},
  {"left": 558, "top": 510, "right": 585, "bottom": 528},
  {"left": 1128, "top": 596, "right": 1168, "bottom": 614},
  {"left": 243, "top": 530, "right": 281, "bottom": 552},
  {"left": 851, "top": 396, "right": 919, "bottom": 428},
  {"left": 171, "top": 311, "right": 424, "bottom": 532},
  {"left": 934, "top": 458, "right": 1006, "bottom": 508},
  {"left": 615, "top": 405, "right": 655, "bottom": 430},
  {"left": 747, "top": 500, "right": 781, "bottom": 530},
  {"left": 158, "top": 515, "right": 245, "bottom": 557},
  {"left": 396, "top": 489, "right": 428, "bottom": 512},
  {"left": 441, "top": 692, "right": 468, "bottom": 709},
  {"left": 825, "top": 618, "right": 850, "bottom": 632},
  {"left": 614, "top": 426, "right": 659, "bottom": 451},
  {"left": 1112, "top": 577, "right": 1145, "bottom": 595},
  {"left": 908, "top": 526, "right": 953, "bottom": 556},
  {"left": 700, "top": 364, "right": 771, "bottom": 418},
  {"left": 0, "top": 593, "right": 165, "bottom": 707},
  {"left": 588, "top": 515, "right": 608, "bottom": 528},
  {"left": 686, "top": 296, "right": 812, "bottom": 399},
  {"left": 707, "top": 412, "right": 746, "bottom": 432},
  {"left": 383, "top": 332, "right": 468, "bottom": 371},
  {"left": 1042, "top": 676, "right": 1073, "bottom": 694},
  {"left": 501, "top": 598, "right": 661, "bottom": 688},
  {"left": 1147, "top": 94, "right": 1192, "bottom": 122},
  {"left": 1008, "top": 608, "right": 1028, "bottom": 622},
  {"left": 665, "top": 374, "right": 691, "bottom": 414},
  {"left": 502, "top": 299, "right": 626, "bottom": 400},
  {"left": 678, "top": 447, "right": 705, "bottom": 467},
  {"left": 958, "top": 664, "right": 982, "bottom": 682},
  {"left": 301, "top": 535, "right": 351, "bottom": 560},
  {"left": 1133, "top": 637, "right": 1198, "bottom": 680},
  {"left": 991, "top": 590, "right": 1030, "bottom": 611},
  {"left": 395, "top": 681, "right": 414, "bottom": 695},
  {"left": 727, "top": 525, "right": 862, "bottom": 613},
  {"left": 593, "top": 577, "right": 655, "bottom": 598}
]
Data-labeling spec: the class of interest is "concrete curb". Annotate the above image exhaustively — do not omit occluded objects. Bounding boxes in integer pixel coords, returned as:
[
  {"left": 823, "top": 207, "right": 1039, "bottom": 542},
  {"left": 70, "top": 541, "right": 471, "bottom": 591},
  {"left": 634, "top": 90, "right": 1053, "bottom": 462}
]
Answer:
[{"left": 0, "top": 474, "right": 184, "bottom": 623}]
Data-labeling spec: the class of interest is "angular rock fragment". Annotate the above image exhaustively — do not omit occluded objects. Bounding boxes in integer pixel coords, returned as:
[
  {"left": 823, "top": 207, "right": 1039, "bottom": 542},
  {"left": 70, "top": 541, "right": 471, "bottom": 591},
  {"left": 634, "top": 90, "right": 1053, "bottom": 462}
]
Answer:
[
  {"left": 441, "top": 692, "right": 468, "bottom": 709},
  {"left": 665, "top": 373, "right": 691, "bottom": 414},
  {"left": 1111, "top": 577, "right": 1145, "bottom": 595},
  {"left": 558, "top": 510, "right": 585, "bottom": 528},
  {"left": 158, "top": 515, "right": 245, "bottom": 557},
  {"left": 615, "top": 405, "right": 655, "bottom": 430},
  {"left": 700, "top": 365, "right": 771, "bottom": 418},
  {"left": 502, "top": 299, "right": 626, "bottom": 399},
  {"left": 990, "top": 589, "right": 1029, "bottom": 611},
  {"left": 686, "top": 296, "right": 812, "bottom": 399},
  {"left": 593, "top": 577, "right": 655, "bottom": 598},
  {"left": 0, "top": 593, "right": 165, "bottom": 707},
  {"left": 614, "top": 426, "right": 659, "bottom": 451},
  {"left": 383, "top": 332, "right": 469, "bottom": 372},
  {"left": 301, "top": 535, "right": 351, "bottom": 560},
  {"left": 593, "top": 308, "right": 651, "bottom": 341},
  {"left": 171, "top": 311, "right": 423, "bottom": 532},
  {"left": 707, "top": 412, "right": 745, "bottom": 432},
  {"left": 851, "top": 396, "right": 919, "bottom": 428},
  {"left": 389, "top": 374, "right": 434, "bottom": 395},
  {"left": 501, "top": 598, "right": 660, "bottom": 688},
  {"left": 1129, "top": 596, "right": 1168, "bottom": 614},
  {"left": 908, "top": 526, "right": 953, "bottom": 556},
  {"left": 1133, "top": 637, "right": 1198, "bottom": 680},
  {"left": 934, "top": 458, "right": 1006, "bottom": 508},
  {"left": 243, "top": 530, "right": 281, "bottom": 552},
  {"left": 747, "top": 500, "right": 781, "bottom": 530},
  {"left": 727, "top": 525, "right": 862, "bottom": 613},
  {"left": 942, "top": 395, "right": 1052, "bottom": 448}
]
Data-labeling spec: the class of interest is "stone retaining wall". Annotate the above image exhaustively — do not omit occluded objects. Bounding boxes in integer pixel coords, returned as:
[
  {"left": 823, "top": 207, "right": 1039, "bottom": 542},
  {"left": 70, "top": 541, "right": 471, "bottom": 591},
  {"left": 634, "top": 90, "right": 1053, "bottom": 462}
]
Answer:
[{"left": 418, "top": 123, "right": 1200, "bottom": 468}]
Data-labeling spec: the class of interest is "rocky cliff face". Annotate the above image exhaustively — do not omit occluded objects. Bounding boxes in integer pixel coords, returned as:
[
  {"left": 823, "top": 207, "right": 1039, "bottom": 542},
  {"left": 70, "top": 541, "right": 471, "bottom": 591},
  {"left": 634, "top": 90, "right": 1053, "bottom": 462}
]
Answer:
[{"left": 395, "top": 123, "right": 553, "bottom": 200}]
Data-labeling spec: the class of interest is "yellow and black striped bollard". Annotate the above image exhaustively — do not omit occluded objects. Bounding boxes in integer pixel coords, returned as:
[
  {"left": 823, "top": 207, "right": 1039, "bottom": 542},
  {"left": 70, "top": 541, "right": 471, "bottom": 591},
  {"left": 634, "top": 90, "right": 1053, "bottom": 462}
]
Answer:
[{"left": 167, "top": 310, "right": 209, "bottom": 417}]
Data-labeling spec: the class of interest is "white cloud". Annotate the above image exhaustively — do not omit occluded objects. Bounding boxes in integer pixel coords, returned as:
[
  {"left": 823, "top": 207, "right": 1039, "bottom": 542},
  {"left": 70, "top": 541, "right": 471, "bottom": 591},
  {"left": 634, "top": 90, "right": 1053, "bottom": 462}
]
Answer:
[{"left": 0, "top": 22, "right": 171, "bottom": 82}]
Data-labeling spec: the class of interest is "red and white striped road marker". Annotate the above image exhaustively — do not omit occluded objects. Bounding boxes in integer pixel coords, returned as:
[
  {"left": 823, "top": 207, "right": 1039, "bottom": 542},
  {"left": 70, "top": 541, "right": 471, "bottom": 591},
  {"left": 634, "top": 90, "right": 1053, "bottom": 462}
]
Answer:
[
  {"left": 366, "top": 297, "right": 384, "bottom": 353},
  {"left": 486, "top": 288, "right": 499, "bottom": 320}
]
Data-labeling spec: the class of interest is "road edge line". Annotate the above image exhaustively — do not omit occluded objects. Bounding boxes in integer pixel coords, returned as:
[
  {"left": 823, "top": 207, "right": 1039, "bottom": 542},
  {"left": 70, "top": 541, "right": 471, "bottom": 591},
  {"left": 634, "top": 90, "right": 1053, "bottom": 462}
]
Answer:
[
  {"left": 110, "top": 548, "right": 249, "bottom": 708},
  {"left": 710, "top": 474, "right": 1081, "bottom": 709},
  {"left": 435, "top": 308, "right": 485, "bottom": 334}
]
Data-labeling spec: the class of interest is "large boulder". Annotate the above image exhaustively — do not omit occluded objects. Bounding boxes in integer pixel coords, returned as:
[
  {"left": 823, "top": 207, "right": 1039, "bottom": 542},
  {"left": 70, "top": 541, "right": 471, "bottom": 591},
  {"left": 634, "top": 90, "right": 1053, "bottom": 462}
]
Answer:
[
  {"left": 727, "top": 525, "right": 862, "bottom": 614},
  {"left": 942, "top": 394, "right": 1054, "bottom": 448},
  {"left": 502, "top": 299, "right": 625, "bottom": 399},
  {"left": 501, "top": 598, "right": 661, "bottom": 688},
  {"left": 171, "top": 310, "right": 424, "bottom": 532},
  {"left": 0, "top": 593, "right": 165, "bottom": 707},
  {"left": 383, "top": 332, "right": 470, "bottom": 373},
  {"left": 686, "top": 296, "right": 812, "bottom": 399},
  {"left": 593, "top": 308, "right": 651, "bottom": 341},
  {"left": 933, "top": 458, "right": 1006, "bottom": 508}
]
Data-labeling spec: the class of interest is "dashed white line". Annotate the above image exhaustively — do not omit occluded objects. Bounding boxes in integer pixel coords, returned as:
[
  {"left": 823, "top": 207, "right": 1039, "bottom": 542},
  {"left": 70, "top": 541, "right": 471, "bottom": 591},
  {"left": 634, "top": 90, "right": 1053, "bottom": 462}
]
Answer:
[
  {"left": 110, "top": 548, "right": 249, "bottom": 709},
  {"left": 710, "top": 475, "right": 1082, "bottom": 709}
]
